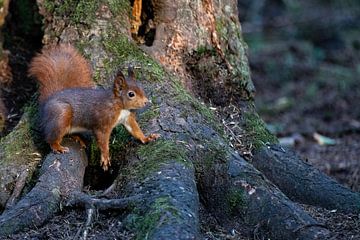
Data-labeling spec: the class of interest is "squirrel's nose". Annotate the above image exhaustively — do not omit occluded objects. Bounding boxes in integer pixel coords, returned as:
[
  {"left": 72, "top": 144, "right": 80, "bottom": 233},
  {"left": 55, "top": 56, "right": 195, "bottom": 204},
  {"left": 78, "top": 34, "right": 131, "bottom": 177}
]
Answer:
[{"left": 144, "top": 98, "right": 149, "bottom": 106}]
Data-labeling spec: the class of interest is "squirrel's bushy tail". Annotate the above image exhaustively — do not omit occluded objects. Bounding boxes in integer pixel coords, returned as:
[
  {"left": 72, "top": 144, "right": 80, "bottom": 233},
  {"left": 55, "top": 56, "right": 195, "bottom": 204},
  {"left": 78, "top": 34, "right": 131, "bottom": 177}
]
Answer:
[{"left": 28, "top": 44, "right": 94, "bottom": 102}]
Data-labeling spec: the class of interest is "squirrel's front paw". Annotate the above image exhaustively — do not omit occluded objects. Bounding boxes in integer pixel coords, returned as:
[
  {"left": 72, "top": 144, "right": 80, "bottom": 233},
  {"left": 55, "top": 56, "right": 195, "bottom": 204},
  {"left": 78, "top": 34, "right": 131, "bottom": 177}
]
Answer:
[
  {"left": 51, "top": 144, "right": 69, "bottom": 154},
  {"left": 100, "top": 155, "right": 111, "bottom": 171},
  {"left": 147, "top": 133, "right": 161, "bottom": 142}
]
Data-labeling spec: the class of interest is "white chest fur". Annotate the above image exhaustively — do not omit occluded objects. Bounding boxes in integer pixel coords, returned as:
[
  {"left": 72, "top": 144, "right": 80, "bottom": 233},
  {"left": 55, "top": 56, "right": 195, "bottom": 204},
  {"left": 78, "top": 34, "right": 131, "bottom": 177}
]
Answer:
[
  {"left": 69, "top": 126, "right": 88, "bottom": 134},
  {"left": 117, "top": 109, "right": 131, "bottom": 125},
  {"left": 117, "top": 109, "right": 133, "bottom": 133}
]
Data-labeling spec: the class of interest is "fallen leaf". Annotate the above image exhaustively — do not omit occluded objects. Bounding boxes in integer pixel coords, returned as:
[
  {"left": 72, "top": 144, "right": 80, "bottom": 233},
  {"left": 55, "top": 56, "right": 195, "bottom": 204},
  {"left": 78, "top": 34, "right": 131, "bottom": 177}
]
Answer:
[{"left": 313, "top": 132, "right": 336, "bottom": 145}]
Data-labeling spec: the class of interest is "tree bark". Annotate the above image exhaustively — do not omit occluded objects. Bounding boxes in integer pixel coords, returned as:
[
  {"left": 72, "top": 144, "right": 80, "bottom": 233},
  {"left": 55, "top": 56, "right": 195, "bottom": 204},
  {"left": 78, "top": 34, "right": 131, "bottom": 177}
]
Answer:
[
  {"left": 0, "top": 114, "right": 42, "bottom": 210},
  {"left": 252, "top": 145, "right": 360, "bottom": 213},
  {"left": 0, "top": 139, "right": 87, "bottom": 237}
]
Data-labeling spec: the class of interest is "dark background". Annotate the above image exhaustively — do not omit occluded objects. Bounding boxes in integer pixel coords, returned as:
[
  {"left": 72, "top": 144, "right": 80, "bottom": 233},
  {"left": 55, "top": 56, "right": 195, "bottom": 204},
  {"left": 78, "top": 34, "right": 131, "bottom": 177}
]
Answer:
[{"left": 238, "top": 0, "right": 360, "bottom": 192}]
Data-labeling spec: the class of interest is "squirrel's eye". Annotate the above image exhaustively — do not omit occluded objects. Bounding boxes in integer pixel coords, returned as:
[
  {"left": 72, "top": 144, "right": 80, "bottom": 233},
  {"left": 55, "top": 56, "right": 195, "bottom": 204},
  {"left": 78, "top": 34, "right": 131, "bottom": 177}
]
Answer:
[{"left": 128, "top": 91, "right": 135, "bottom": 98}]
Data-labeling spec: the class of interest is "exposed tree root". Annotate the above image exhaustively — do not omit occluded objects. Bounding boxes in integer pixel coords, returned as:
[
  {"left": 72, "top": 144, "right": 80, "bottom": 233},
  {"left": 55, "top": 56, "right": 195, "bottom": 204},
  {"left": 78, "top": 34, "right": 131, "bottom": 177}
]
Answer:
[
  {"left": 123, "top": 157, "right": 200, "bottom": 239},
  {"left": 66, "top": 191, "right": 144, "bottom": 210},
  {"left": 4, "top": 168, "right": 29, "bottom": 210},
  {"left": 227, "top": 154, "right": 331, "bottom": 239},
  {"left": 190, "top": 124, "right": 332, "bottom": 239},
  {"left": 252, "top": 145, "right": 360, "bottom": 213},
  {"left": 0, "top": 139, "right": 87, "bottom": 237}
]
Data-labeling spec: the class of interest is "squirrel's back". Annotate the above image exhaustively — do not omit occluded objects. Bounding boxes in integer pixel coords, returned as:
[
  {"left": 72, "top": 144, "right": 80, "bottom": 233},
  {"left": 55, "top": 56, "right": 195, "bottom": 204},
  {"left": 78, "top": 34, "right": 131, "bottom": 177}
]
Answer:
[{"left": 28, "top": 44, "right": 95, "bottom": 102}]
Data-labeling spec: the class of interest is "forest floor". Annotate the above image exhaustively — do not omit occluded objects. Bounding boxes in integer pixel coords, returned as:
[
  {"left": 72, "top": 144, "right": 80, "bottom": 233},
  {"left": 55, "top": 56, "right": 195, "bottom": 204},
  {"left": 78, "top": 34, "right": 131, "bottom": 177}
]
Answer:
[{"left": 247, "top": 36, "right": 360, "bottom": 239}]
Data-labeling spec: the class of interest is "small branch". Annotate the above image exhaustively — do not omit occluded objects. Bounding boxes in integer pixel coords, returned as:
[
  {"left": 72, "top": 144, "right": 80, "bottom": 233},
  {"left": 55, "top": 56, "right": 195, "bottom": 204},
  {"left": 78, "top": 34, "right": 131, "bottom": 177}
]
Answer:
[
  {"left": 97, "top": 180, "right": 118, "bottom": 198},
  {"left": 66, "top": 192, "right": 145, "bottom": 239},
  {"left": 66, "top": 192, "right": 145, "bottom": 211},
  {"left": 5, "top": 169, "right": 30, "bottom": 210},
  {"left": 83, "top": 208, "right": 95, "bottom": 240}
]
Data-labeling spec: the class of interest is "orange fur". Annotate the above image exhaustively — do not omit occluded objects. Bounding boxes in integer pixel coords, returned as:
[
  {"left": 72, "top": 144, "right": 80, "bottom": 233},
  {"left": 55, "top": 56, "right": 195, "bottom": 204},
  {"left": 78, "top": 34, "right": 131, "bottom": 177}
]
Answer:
[
  {"left": 126, "top": 112, "right": 160, "bottom": 143},
  {"left": 28, "top": 44, "right": 94, "bottom": 102},
  {"left": 131, "top": 0, "right": 142, "bottom": 34}
]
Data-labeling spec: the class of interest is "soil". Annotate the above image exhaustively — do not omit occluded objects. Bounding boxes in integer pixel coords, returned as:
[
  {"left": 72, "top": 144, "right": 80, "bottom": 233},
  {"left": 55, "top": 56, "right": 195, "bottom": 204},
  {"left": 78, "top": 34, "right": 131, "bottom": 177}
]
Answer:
[{"left": 3, "top": 210, "right": 135, "bottom": 240}]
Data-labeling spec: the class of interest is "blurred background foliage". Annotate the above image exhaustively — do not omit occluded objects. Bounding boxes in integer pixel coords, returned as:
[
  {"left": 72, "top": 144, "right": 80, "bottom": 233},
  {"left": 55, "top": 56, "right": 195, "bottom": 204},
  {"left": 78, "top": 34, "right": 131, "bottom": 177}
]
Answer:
[{"left": 238, "top": 0, "right": 360, "bottom": 135}]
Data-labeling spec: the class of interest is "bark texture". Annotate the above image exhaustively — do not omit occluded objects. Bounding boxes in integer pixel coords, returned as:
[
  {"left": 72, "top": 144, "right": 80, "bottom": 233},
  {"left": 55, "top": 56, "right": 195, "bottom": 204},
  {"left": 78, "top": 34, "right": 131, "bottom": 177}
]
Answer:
[
  {"left": 0, "top": 114, "right": 42, "bottom": 209},
  {"left": 0, "top": 139, "right": 87, "bottom": 237},
  {"left": 252, "top": 145, "right": 360, "bottom": 213}
]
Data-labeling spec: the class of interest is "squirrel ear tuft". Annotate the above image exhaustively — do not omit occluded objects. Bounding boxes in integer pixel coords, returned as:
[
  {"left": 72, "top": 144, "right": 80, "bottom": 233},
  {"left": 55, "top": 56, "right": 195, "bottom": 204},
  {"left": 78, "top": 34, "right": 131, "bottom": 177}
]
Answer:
[
  {"left": 128, "top": 66, "right": 136, "bottom": 81},
  {"left": 113, "top": 71, "right": 127, "bottom": 97}
]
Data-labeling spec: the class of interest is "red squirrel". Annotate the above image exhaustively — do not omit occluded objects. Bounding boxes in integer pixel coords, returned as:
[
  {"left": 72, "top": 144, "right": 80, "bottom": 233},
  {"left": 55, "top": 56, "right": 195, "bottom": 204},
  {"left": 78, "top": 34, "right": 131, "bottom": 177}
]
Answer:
[{"left": 28, "top": 44, "right": 160, "bottom": 170}]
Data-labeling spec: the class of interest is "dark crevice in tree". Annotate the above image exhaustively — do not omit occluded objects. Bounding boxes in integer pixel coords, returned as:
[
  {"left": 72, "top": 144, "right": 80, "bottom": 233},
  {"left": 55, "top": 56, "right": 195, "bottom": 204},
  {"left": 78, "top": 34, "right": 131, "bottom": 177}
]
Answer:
[
  {"left": 1, "top": 0, "right": 43, "bottom": 135},
  {"left": 185, "top": 50, "right": 234, "bottom": 106},
  {"left": 130, "top": 0, "right": 156, "bottom": 46},
  {"left": 83, "top": 138, "right": 127, "bottom": 191}
]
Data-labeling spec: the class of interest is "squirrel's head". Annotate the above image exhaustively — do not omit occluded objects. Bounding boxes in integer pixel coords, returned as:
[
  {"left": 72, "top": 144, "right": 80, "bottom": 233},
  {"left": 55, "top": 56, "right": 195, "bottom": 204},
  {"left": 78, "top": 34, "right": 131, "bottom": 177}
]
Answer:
[{"left": 113, "top": 67, "right": 149, "bottom": 109}]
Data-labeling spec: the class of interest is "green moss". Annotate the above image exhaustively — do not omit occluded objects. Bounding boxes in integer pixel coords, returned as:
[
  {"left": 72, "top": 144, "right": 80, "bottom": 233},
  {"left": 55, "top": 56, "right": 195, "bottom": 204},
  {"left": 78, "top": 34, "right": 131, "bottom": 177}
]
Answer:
[
  {"left": 0, "top": 113, "right": 39, "bottom": 164},
  {"left": 171, "top": 80, "right": 225, "bottom": 137},
  {"left": 215, "top": 18, "right": 228, "bottom": 41},
  {"left": 43, "top": 0, "right": 55, "bottom": 13},
  {"left": 127, "top": 197, "right": 179, "bottom": 239},
  {"left": 72, "top": 0, "right": 99, "bottom": 24},
  {"left": 108, "top": 0, "right": 131, "bottom": 16},
  {"left": 46, "top": 0, "right": 99, "bottom": 24},
  {"left": 204, "top": 142, "right": 228, "bottom": 170},
  {"left": 197, "top": 139, "right": 228, "bottom": 170},
  {"left": 243, "top": 112, "right": 278, "bottom": 150},
  {"left": 226, "top": 188, "right": 245, "bottom": 215},
  {"left": 88, "top": 125, "right": 131, "bottom": 165},
  {"left": 131, "top": 139, "right": 189, "bottom": 179},
  {"left": 139, "top": 104, "right": 160, "bottom": 125},
  {"left": 195, "top": 45, "right": 216, "bottom": 56},
  {"left": 110, "top": 125, "right": 131, "bottom": 155},
  {"left": 103, "top": 34, "right": 164, "bottom": 82},
  {"left": 213, "top": 15, "right": 254, "bottom": 95}
]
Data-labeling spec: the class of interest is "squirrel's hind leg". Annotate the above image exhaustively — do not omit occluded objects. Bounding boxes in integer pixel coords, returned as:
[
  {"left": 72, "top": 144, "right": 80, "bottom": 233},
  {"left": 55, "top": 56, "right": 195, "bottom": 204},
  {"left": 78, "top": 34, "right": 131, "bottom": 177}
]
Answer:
[
  {"left": 43, "top": 103, "right": 73, "bottom": 153},
  {"left": 94, "top": 129, "right": 111, "bottom": 171},
  {"left": 70, "top": 135, "right": 87, "bottom": 148}
]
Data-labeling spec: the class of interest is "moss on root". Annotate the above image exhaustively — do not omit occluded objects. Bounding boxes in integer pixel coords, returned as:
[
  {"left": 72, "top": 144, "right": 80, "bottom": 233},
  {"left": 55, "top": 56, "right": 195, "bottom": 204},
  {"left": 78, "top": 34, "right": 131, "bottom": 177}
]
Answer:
[
  {"left": 171, "top": 80, "right": 225, "bottom": 137},
  {"left": 130, "top": 139, "right": 190, "bottom": 179},
  {"left": 126, "top": 197, "right": 179, "bottom": 240},
  {"left": 243, "top": 112, "right": 278, "bottom": 150},
  {"left": 107, "top": 0, "right": 131, "bottom": 17},
  {"left": 226, "top": 188, "right": 246, "bottom": 215},
  {"left": 199, "top": 139, "right": 228, "bottom": 170},
  {"left": 0, "top": 112, "right": 40, "bottom": 165},
  {"left": 138, "top": 104, "right": 160, "bottom": 125}
]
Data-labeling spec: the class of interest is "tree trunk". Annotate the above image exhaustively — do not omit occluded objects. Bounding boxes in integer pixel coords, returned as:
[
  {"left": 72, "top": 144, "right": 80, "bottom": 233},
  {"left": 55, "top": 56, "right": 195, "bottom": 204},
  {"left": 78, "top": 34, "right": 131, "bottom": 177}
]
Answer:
[
  {"left": 0, "top": 0, "right": 12, "bottom": 132},
  {"left": 0, "top": 0, "right": 358, "bottom": 239}
]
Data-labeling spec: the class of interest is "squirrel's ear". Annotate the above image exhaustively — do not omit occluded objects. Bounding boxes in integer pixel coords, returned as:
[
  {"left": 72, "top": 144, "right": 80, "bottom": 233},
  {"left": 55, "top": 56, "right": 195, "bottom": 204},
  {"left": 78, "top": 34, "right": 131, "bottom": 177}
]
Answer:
[
  {"left": 113, "top": 71, "right": 127, "bottom": 97},
  {"left": 128, "top": 66, "right": 136, "bottom": 81}
]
